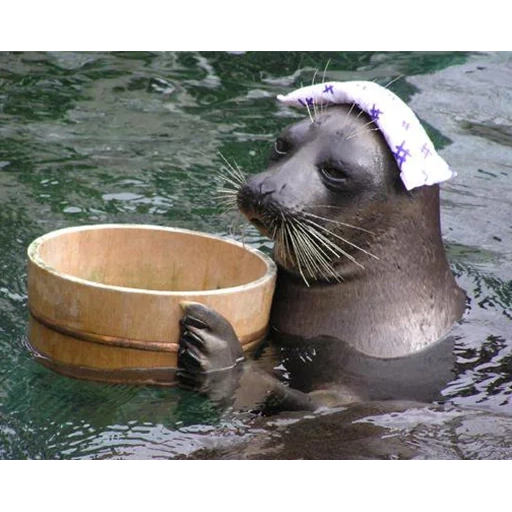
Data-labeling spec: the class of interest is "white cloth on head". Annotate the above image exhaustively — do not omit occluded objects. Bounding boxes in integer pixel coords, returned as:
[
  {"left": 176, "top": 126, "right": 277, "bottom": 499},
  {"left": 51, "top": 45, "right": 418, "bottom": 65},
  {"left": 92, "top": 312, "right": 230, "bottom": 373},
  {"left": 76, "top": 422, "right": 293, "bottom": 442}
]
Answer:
[{"left": 277, "top": 81, "right": 456, "bottom": 191}]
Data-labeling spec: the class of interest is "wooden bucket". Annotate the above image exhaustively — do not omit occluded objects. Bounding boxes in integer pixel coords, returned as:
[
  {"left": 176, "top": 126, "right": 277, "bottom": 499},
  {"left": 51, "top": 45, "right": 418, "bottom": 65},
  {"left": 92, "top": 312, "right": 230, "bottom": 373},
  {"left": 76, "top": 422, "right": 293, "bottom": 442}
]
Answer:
[{"left": 26, "top": 224, "right": 276, "bottom": 386}]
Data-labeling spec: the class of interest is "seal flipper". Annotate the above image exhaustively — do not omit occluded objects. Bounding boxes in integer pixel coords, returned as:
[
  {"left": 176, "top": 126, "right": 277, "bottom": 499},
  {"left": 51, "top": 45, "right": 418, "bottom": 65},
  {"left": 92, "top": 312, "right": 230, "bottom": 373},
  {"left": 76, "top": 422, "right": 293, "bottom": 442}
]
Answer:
[
  {"left": 177, "top": 302, "right": 345, "bottom": 413},
  {"left": 178, "top": 301, "right": 244, "bottom": 371},
  {"left": 177, "top": 301, "right": 245, "bottom": 405}
]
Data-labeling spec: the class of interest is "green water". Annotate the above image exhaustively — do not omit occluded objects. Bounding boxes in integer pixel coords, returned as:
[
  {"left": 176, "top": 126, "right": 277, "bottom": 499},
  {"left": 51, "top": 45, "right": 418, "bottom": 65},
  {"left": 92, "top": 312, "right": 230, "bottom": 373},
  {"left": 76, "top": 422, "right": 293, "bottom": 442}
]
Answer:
[{"left": 1, "top": 51, "right": 511, "bottom": 459}]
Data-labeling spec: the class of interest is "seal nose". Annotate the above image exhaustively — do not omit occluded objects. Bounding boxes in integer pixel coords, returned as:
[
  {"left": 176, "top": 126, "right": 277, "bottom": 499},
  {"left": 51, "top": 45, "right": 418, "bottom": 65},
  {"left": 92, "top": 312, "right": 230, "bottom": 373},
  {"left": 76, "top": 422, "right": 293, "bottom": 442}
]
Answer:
[
  {"left": 252, "top": 176, "right": 276, "bottom": 203},
  {"left": 260, "top": 183, "right": 276, "bottom": 203},
  {"left": 258, "top": 180, "right": 275, "bottom": 200},
  {"left": 237, "top": 172, "right": 285, "bottom": 229}
]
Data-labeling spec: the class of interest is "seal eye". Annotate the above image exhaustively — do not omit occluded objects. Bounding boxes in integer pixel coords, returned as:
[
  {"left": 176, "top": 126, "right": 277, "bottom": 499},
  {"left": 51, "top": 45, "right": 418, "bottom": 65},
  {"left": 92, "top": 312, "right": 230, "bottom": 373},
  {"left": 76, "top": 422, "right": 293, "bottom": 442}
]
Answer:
[
  {"left": 271, "top": 138, "right": 290, "bottom": 160},
  {"left": 319, "top": 164, "right": 348, "bottom": 190}
]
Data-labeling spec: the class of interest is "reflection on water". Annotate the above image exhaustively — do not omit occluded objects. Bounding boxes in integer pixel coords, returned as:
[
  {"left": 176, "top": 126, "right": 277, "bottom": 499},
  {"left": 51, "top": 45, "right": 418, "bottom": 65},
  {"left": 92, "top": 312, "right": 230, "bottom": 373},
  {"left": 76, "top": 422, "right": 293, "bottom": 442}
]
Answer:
[{"left": 0, "top": 51, "right": 511, "bottom": 459}]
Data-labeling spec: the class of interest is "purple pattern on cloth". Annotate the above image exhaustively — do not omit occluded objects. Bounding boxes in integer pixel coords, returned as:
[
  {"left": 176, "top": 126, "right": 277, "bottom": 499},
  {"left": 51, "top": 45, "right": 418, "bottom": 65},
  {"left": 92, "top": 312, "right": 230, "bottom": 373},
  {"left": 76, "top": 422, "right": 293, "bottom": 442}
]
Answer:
[
  {"left": 276, "top": 81, "right": 456, "bottom": 191},
  {"left": 369, "top": 104, "right": 383, "bottom": 121},
  {"left": 298, "top": 97, "right": 315, "bottom": 108},
  {"left": 393, "top": 141, "right": 412, "bottom": 169},
  {"left": 421, "top": 142, "right": 433, "bottom": 158}
]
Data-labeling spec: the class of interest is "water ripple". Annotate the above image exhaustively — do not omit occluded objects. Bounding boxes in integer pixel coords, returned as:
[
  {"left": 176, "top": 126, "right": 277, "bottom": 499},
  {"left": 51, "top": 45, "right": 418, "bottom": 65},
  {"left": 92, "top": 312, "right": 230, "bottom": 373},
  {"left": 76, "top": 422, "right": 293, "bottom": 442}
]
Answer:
[{"left": 0, "top": 51, "right": 510, "bottom": 460}]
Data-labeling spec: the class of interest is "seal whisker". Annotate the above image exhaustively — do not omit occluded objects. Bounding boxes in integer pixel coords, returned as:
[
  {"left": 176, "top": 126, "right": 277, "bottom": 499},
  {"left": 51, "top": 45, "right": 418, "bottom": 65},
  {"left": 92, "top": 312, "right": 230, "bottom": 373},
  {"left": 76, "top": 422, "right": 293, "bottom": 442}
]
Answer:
[
  {"left": 297, "top": 81, "right": 316, "bottom": 125},
  {"left": 345, "top": 119, "right": 380, "bottom": 141},
  {"left": 240, "top": 224, "right": 249, "bottom": 248},
  {"left": 310, "top": 69, "right": 320, "bottom": 121},
  {"left": 305, "top": 218, "right": 379, "bottom": 260},
  {"left": 314, "top": 97, "right": 322, "bottom": 123},
  {"left": 218, "top": 168, "right": 245, "bottom": 187},
  {"left": 305, "top": 102, "right": 315, "bottom": 124},
  {"left": 233, "top": 165, "right": 247, "bottom": 185},
  {"left": 319, "top": 59, "right": 332, "bottom": 119},
  {"left": 217, "top": 202, "right": 238, "bottom": 214},
  {"left": 217, "top": 168, "right": 244, "bottom": 186},
  {"left": 290, "top": 226, "right": 319, "bottom": 283},
  {"left": 313, "top": 224, "right": 377, "bottom": 262},
  {"left": 216, "top": 191, "right": 240, "bottom": 204},
  {"left": 214, "top": 153, "right": 247, "bottom": 218},
  {"left": 270, "top": 220, "right": 279, "bottom": 241},
  {"left": 216, "top": 168, "right": 245, "bottom": 191},
  {"left": 294, "top": 219, "right": 342, "bottom": 259},
  {"left": 217, "top": 204, "right": 238, "bottom": 216},
  {"left": 302, "top": 210, "right": 375, "bottom": 234},
  {"left": 345, "top": 126, "right": 380, "bottom": 141},
  {"left": 321, "top": 59, "right": 331, "bottom": 85},
  {"left": 231, "top": 214, "right": 246, "bottom": 242},
  {"left": 288, "top": 221, "right": 315, "bottom": 280},
  {"left": 291, "top": 221, "right": 324, "bottom": 275},
  {"left": 216, "top": 195, "right": 238, "bottom": 205},
  {"left": 216, "top": 188, "right": 239, "bottom": 197},
  {"left": 215, "top": 193, "right": 237, "bottom": 206},
  {"left": 216, "top": 187, "right": 240, "bottom": 196},
  {"left": 274, "top": 221, "right": 286, "bottom": 264},
  {"left": 339, "top": 95, "right": 372, "bottom": 143},
  {"left": 280, "top": 215, "right": 326, "bottom": 284},
  {"left": 217, "top": 152, "right": 246, "bottom": 185},
  {"left": 381, "top": 74, "right": 405, "bottom": 90},
  {"left": 216, "top": 196, "right": 238, "bottom": 204},
  {"left": 215, "top": 167, "right": 245, "bottom": 192},
  {"left": 297, "top": 219, "right": 365, "bottom": 269},
  {"left": 284, "top": 220, "right": 309, "bottom": 285},
  {"left": 274, "top": 224, "right": 284, "bottom": 262},
  {"left": 215, "top": 189, "right": 239, "bottom": 214},
  {"left": 216, "top": 198, "right": 237, "bottom": 210},
  {"left": 339, "top": 101, "right": 361, "bottom": 133},
  {"left": 221, "top": 208, "right": 239, "bottom": 218},
  {"left": 307, "top": 238, "right": 343, "bottom": 281},
  {"left": 311, "top": 68, "right": 319, "bottom": 86},
  {"left": 303, "top": 204, "right": 351, "bottom": 210},
  {"left": 293, "top": 221, "right": 344, "bottom": 281},
  {"left": 216, "top": 189, "right": 238, "bottom": 199},
  {"left": 281, "top": 213, "right": 294, "bottom": 268},
  {"left": 305, "top": 221, "right": 357, "bottom": 263},
  {"left": 291, "top": 220, "right": 339, "bottom": 283},
  {"left": 293, "top": 231, "right": 334, "bottom": 282}
]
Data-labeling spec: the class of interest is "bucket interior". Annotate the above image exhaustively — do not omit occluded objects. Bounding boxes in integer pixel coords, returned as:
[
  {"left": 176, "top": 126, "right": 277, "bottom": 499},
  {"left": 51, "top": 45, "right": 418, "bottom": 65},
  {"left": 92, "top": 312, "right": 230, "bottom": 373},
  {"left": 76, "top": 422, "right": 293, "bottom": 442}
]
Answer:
[{"left": 34, "top": 226, "right": 269, "bottom": 292}]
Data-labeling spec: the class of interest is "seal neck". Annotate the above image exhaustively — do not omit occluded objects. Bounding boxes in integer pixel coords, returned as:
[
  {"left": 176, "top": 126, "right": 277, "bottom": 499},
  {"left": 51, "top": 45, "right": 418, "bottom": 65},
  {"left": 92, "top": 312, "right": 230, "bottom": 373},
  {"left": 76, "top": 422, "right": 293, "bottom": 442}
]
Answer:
[{"left": 270, "top": 185, "right": 465, "bottom": 358}]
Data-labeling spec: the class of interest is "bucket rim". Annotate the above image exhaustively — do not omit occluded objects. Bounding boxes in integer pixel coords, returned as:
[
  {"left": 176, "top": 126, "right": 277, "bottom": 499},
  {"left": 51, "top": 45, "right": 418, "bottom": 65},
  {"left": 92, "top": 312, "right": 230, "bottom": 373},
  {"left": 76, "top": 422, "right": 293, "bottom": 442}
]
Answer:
[{"left": 27, "top": 223, "right": 277, "bottom": 297}]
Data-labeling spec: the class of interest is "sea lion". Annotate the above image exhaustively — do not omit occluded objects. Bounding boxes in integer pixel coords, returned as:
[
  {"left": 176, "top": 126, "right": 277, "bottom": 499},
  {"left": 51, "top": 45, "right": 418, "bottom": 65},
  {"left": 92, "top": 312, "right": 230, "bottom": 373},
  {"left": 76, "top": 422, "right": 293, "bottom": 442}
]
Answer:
[{"left": 177, "top": 81, "right": 466, "bottom": 411}]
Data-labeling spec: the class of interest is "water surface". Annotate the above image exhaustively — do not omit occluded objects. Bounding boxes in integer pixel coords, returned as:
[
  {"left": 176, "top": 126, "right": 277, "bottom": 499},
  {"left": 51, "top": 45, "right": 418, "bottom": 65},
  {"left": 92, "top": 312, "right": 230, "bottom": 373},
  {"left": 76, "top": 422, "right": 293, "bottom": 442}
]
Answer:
[{"left": 0, "top": 51, "right": 511, "bottom": 459}]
